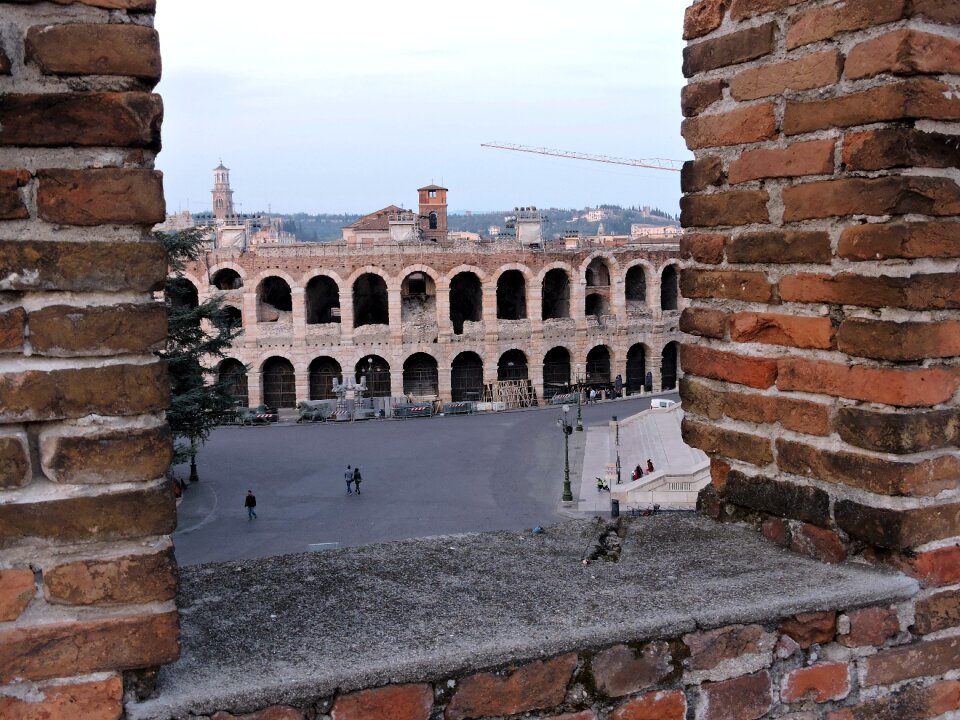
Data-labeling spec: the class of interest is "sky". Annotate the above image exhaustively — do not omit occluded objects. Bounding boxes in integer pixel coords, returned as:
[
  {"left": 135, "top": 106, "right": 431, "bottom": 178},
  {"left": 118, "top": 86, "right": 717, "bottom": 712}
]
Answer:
[{"left": 155, "top": 1, "right": 691, "bottom": 216}]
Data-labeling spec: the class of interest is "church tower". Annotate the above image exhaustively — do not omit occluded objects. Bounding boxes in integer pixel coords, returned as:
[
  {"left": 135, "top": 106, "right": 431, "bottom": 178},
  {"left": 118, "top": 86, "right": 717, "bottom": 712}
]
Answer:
[
  {"left": 418, "top": 184, "right": 448, "bottom": 242},
  {"left": 212, "top": 162, "right": 235, "bottom": 220}
]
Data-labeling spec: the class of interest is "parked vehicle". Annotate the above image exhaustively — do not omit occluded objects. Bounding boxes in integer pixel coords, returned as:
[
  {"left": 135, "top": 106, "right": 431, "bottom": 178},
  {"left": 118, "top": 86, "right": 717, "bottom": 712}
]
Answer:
[{"left": 650, "top": 399, "right": 677, "bottom": 409}]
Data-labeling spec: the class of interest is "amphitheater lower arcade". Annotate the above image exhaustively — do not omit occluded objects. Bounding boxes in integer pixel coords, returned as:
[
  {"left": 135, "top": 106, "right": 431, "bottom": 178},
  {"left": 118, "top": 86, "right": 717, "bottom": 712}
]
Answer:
[{"left": 183, "top": 242, "right": 684, "bottom": 408}]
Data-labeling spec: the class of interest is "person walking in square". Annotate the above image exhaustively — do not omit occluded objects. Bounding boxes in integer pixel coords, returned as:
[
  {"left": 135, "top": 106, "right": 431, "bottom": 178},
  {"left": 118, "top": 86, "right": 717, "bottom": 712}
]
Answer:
[
  {"left": 345, "top": 465, "right": 353, "bottom": 494},
  {"left": 353, "top": 466, "right": 362, "bottom": 494},
  {"left": 244, "top": 490, "right": 257, "bottom": 520}
]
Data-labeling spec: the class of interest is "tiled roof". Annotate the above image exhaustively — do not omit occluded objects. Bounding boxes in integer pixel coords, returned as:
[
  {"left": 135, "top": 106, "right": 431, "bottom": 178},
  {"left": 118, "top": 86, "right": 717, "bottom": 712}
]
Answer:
[
  {"left": 418, "top": 184, "right": 448, "bottom": 192},
  {"left": 343, "top": 205, "right": 405, "bottom": 231}
]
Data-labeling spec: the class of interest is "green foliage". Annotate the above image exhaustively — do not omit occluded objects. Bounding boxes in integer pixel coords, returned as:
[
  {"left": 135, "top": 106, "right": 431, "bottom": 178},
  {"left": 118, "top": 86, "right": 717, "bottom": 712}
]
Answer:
[{"left": 156, "top": 228, "right": 241, "bottom": 466}]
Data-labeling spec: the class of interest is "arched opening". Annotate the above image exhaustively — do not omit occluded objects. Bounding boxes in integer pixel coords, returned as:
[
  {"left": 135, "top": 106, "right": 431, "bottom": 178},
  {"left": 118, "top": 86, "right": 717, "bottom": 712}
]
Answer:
[
  {"left": 498, "top": 349, "right": 529, "bottom": 382},
  {"left": 218, "top": 305, "right": 242, "bottom": 331},
  {"left": 167, "top": 278, "right": 199, "bottom": 310},
  {"left": 661, "top": 265, "right": 679, "bottom": 311},
  {"left": 428, "top": 212, "right": 438, "bottom": 230},
  {"left": 585, "top": 293, "right": 608, "bottom": 317},
  {"left": 586, "top": 345, "right": 612, "bottom": 385},
  {"left": 219, "top": 359, "right": 248, "bottom": 407},
  {"left": 306, "top": 276, "right": 341, "bottom": 324},
  {"left": 401, "top": 272, "right": 437, "bottom": 323},
  {"left": 262, "top": 357, "right": 296, "bottom": 409},
  {"left": 257, "top": 276, "right": 292, "bottom": 322},
  {"left": 585, "top": 257, "right": 611, "bottom": 287},
  {"left": 543, "top": 346, "right": 571, "bottom": 401},
  {"left": 308, "top": 356, "right": 341, "bottom": 400},
  {"left": 356, "top": 355, "right": 391, "bottom": 398},
  {"left": 211, "top": 268, "right": 243, "bottom": 290},
  {"left": 626, "top": 344, "right": 647, "bottom": 395},
  {"left": 542, "top": 268, "right": 570, "bottom": 320},
  {"left": 403, "top": 353, "right": 439, "bottom": 398},
  {"left": 496, "top": 270, "right": 527, "bottom": 320},
  {"left": 625, "top": 265, "right": 647, "bottom": 311},
  {"left": 451, "top": 352, "right": 483, "bottom": 402},
  {"left": 661, "top": 342, "right": 679, "bottom": 391},
  {"left": 353, "top": 273, "right": 389, "bottom": 327},
  {"left": 449, "top": 272, "right": 482, "bottom": 335}
]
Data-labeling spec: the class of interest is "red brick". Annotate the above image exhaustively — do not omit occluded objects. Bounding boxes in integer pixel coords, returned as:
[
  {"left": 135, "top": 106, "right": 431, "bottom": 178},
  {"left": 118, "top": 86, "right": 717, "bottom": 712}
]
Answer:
[
  {"left": 711, "top": 458, "right": 731, "bottom": 492},
  {"left": 0, "top": 307, "right": 25, "bottom": 353},
  {"left": 729, "top": 0, "right": 804, "bottom": 20},
  {"left": 730, "top": 313, "right": 835, "bottom": 350},
  {"left": 680, "top": 377, "right": 726, "bottom": 421},
  {"left": 683, "top": 624, "right": 770, "bottom": 671},
  {"left": 681, "top": 344, "right": 778, "bottom": 389},
  {"left": 701, "top": 671, "right": 772, "bottom": 720},
  {"left": 683, "top": 22, "right": 776, "bottom": 76},
  {"left": 0, "top": 611, "right": 179, "bottom": 683},
  {"left": 791, "top": 523, "right": 847, "bottom": 564},
  {"left": 444, "top": 653, "right": 576, "bottom": 720},
  {"left": 730, "top": 51, "right": 842, "bottom": 101},
  {"left": 843, "top": 127, "right": 960, "bottom": 171},
  {"left": 684, "top": 0, "right": 727, "bottom": 40},
  {"left": 895, "top": 545, "right": 960, "bottom": 587},
  {"left": 840, "top": 606, "right": 900, "bottom": 647},
  {"left": 787, "top": 0, "right": 907, "bottom": 49},
  {"left": 726, "top": 471, "right": 831, "bottom": 526},
  {"left": 681, "top": 270, "right": 774, "bottom": 302},
  {"left": 26, "top": 24, "right": 161, "bottom": 80},
  {"left": 762, "top": 517, "right": 790, "bottom": 547},
  {"left": 777, "top": 358, "right": 960, "bottom": 407},
  {"left": 780, "top": 272, "right": 959, "bottom": 312},
  {"left": 835, "top": 500, "right": 960, "bottom": 550},
  {"left": 913, "top": 590, "right": 960, "bottom": 635},
  {"left": 29, "top": 303, "right": 168, "bottom": 357},
  {"left": 610, "top": 690, "right": 686, "bottom": 720},
  {"left": 0, "top": 92, "right": 162, "bottom": 148},
  {"left": 834, "top": 406, "right": 960, "bottom": 455},
  {"left": 783, "top": 176, "right": 960, "bottom": 222},
  {"left": 44, "top": 547, "right": 177, "bottom": 605},
  {"left": 0, "top": 568, "right": 35, "bottom": 621},
  {"left": 331, "top": 684, "right": 432, "bottom": 720},
  {"left": 827, "top": 680, "right": 960, "bottom": 720},
  {"left": 37, "top": 168, "right": 165, "bottom": 226},
  {"left": 839, "top": 221, "right": 960, "bottom": 260},
  {"left": 680, "top": 307, "right": 728, "bottom": 339},
  {"left": 682, "top": 379, "right": 831, "bottom": 436},
  {"left": 0, "top": 434, "right": 31, "bottom": 489},
  {"left": 863, "top": 636, "right": 960, "bottom": 686},
  {"left": 845, "top": 29, "right": 960, "bottom": 80},
  {"left": 0, "top": 675, "right": 123, "bottom": 720},
  {"left": 728, "top": 139, "right": 835, "bottom": 184},
  {"left": 780, "top": 612, "right": 836, "bottom": 649},
  {"left": 837, "top": 318, "right": 960, "bottom": 362},
  {"left": 40, "top": 425, "right": 172, "bottom": 485},
  {"left": 591, "top": 641, "right": 673, "bottom": 698},
  {"left": 726, "top": 230, "right": 831, "bottom": 264},
  {"left": 912, "top": 0, "right": 960, "bottom": 23},
  {"left": 683, "top": 417, "right": 773, "bottom": 465},
  {"left": 0, "top": 168, "right": 30, "bottom": 220},
  {"left": 782, "top": 662, "right": 850, "bottom": 703},
  {"left": 682, "top": 79, "right": 726, "bottom": 117},
  {"left": 680, "top": 233, "right": 727, "bottom": 264},
  {"left": 681, "top": 190, "right": 771, "bottom": 227},
  {"left": 682, "top": 157, "right": 725, "bottom": 193},
  {"left": 682, "top": 104, "right": 777, "bottom": 150}
]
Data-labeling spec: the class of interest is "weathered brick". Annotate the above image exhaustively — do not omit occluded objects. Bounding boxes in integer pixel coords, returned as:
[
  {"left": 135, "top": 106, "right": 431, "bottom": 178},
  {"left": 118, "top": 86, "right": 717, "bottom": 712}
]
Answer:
[
  {"left": 0, "top": 568, "right": 35, "bottom": 621},
  {"left": 591, "top": 641, "right": 673, "bottom": 698},
  {"left": 26, "top": 24, "right": 161, "bottom": 79},
  {"left": 912, "top": 0, "right": 960, "bottom": 23},
  {"left": 680, "top": 190, "right": 771, "bottom": 227},
  {"left": 863, "top": 636, "right": 960, "bottom": 687},
  {"left": 680, "top": 377, "right": 726, "bottom": 421},
  {"left": 682, "top": 104, "right": 777, "bottom": 150},
  {"left": 729, "top": 0, "right": 804, "bottom": 20},
  {"left": 0, "top": 675, "right": 123, "bottom": 720},
  {"left": 0, "top": 168, "right": 31, "bottom": 220},
  {"left": 913, "top": 590, "right": 960, "bottom": 635},
  {"left": 0, "top": 434, "right": 31, "bottom": 489},
  {"left": 0, "top": 481, "right": 175, "bottom": 548},
  {"left": 683, "top": 22, "right": 776, "bottom": 76},
  {"left": 837, "top": 318, "right": 960, "bottom": 362},
  {"left": 835, "top": 406, "right": 960, "bottom": 455},
  {"left": 725, "top": 230, "right": 831, "bottom": 264},
  {"left": 827, "top": 680, "right": 960, "bottom": 720},
  {"left": 544, "top": 713, "right": 595, "bottom": 720},
  {"left": 728, "top": 140, "right": 835, "bottom": 185},
  {"left": 701, "top": 670, "right": 772, "bottom": 720},
  {"left": 845, "top": 29, "right": 960, "bottom": 80},
  {"left": 780, "top": 611, "right": 836, "bottom": 649},
  {"left": 683, "top": 624, "right": 770, "bottom": 671},
  {"left": 681, "top": 269, "right": 774, "bottom": 302},
  {"left": 730, "top": 313, "right": 835, "bottom": 350},
  {"left": 835, "top": 500, "right": 960, "bottom": 550},
  {"left": 44, "top": 546, "right": 176, "bottom": 605},
  {"left": 840, "top": 606, "right": 899, "bottom": 648},
  {"left": 725, "top": 471, "right": 830, "bottom": 526},
  {"left": 682, "top": 79, "right": 726, "bottom": 118},
  {"left": 780, "top": 272, "right": 959, "bottom": 311},
  {"left": 0, "top": 611, "right": 179, "bottom": 683},
  {"left": 444, "top": 653, "right": 576, "bottom": 720},
  {"left": 839, "top": 221, "right": 960, "bottom": 260},
  {"left": 791, "top": 523, "right": 847, "bottom": 564},
  {"left": 782, "top": 662, "right": 849, "bottom": 703},
  {"left": 730, "top": 51, "right": 842, "bottom": 101},
  {"left": 40, "top": 425, "right": 171, "bottom": 485},
  {"left": 680, "top": 233, "right": 727, "bottom": 264},
  {"left": 681, "top": 344, "right": 778, "bottom": 389},
  {"left": 895, "top": 545, "right": 960, "bottom": 588},
  {"left": 38, "top": 168, "right": 165, "bottom": 226},
  {"left": 29, "top": 303, "right": 168, "bottom": 357},
  {"left": 0, "top": 307, "right": 26, "bottom": 353},
  {"left": 211, "top": 707, "right": 304, "bottom": 720},
  {"left": 710, "top": 458, "right": 731, "bottom": 492},
  {"left": 680, "top": 307, "right": 728, "bottom": 339},
  {"left": 783, "top": 176, "right": 960, "bottom": 222},
  {"left": 683, "top": 417, "right": 773, "bottom": 465},
  {"left": 0, "top": 47, "right": 9, "bottom": 75},
  {"left": 787, "top": 0, "right": 907, "bottom": 49},
  {"left": 684, "top": 0, "right": 727, "bottom": 40},
  {"left": 843, "top": 127, "right": 960, "bottom": 172},
  {"left": 0, "top": 93, "right": 162, "bottom": 148},
  {"left": 610, "top": 690, "right": 686, "bottom": 720},
  {"left": 681, "top": 157, "right": 725, "bottom": 193},
  {"left": 331, "top": 684, "right": 433, "bottom": 720}
]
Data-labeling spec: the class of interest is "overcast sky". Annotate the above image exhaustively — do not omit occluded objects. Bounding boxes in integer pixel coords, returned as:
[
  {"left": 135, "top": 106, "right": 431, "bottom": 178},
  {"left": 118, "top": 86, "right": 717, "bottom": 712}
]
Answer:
[{"left": 155, "top": 1, "right": 690, "bottom": 215}]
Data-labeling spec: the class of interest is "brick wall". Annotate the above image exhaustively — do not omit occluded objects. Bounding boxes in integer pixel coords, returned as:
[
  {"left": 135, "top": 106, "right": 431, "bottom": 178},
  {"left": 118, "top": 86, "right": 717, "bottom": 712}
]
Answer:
[{"left": 0, "top": 1, "right": 178, "bottom": 717}]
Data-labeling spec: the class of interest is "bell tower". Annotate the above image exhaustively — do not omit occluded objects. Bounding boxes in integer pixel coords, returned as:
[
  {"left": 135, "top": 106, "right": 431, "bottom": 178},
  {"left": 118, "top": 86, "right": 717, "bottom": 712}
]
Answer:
[
  {"left": 418, "top": 184, "right": 448, "bottom": 242},
  {"left": 212, "top": 161, "right": 235, "bottom": 220}
]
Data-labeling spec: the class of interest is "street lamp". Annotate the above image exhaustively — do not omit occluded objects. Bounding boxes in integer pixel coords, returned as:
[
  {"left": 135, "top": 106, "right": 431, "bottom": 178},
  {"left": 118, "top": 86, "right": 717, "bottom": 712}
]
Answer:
[
  {"left": 575, "top": 364, "right": 584, "bottom": 431},
  {"left": 558, "top": 404, "right": 574, "bottom": 504}
]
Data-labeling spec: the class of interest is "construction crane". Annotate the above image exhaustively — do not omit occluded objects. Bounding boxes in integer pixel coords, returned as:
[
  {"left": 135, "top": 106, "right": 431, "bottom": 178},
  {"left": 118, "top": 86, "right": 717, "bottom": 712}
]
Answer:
[{"left": 481, "top": 142, "right": 683, "bottom": 172}]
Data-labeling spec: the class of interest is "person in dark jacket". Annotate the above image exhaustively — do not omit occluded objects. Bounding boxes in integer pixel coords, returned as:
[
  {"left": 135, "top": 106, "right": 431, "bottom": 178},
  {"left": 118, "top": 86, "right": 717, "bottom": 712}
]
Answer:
[
  {"left": 353, "top": 466, "right": 362, "bottom": 494},
  {"left": 244, "top": 490, "right": 257, "bottom": 519},
  {"left": 646, "top": 459, "right": 655, "bottom": 474}
]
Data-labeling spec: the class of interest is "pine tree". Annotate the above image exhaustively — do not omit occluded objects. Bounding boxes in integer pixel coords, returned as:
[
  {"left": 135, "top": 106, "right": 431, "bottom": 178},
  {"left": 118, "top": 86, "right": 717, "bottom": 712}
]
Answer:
[{"left": 157, "top": 227, "right": 241, "bottom": 482}]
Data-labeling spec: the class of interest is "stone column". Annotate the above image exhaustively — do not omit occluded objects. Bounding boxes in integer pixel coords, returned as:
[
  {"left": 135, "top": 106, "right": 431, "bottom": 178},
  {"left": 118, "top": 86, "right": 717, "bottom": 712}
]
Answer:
[
  {"left": 291, "top": 287, "right": 306, "bottom": 344},
  {"left": 436, "top": 284, "right": 452, "bottom": 338},
  {"left": 242, "top": 291, "right": 259, "bottom": 349},
  {"left": 388, "top": 285, "right": 402, "bottom": 345}
]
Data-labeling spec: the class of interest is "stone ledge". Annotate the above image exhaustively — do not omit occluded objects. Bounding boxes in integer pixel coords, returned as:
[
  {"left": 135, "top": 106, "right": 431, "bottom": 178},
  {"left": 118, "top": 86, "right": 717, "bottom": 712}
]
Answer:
[{"left": 129, "top": 515, "right": 916, "bottom": 719}]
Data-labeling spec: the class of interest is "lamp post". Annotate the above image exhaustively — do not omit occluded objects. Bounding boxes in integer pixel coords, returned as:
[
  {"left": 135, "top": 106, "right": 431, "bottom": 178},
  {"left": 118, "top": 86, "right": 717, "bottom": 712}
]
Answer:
[
  {"left": 575, "top": 364, "right": 584, "bottom": 431},
  {"left": 613, "top": 415, "right": 621, "bottom": 484},
  {"left": 558, "top": 404, "right": 574, "bottom": 504}
]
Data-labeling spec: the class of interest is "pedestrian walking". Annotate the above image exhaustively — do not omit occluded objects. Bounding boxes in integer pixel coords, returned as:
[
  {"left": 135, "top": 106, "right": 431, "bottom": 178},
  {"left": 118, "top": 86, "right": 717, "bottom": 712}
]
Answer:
[
  {"left": 589, "top": 387, "right": 597, "bottom": 403},
  {"left": 614, "top": 374, "right": 623, "bottom": 398},
  {"left": 344, "top": 465, "right": 353, "bottom": 494},
  {"left": 353, "top": 466, "right": 362, "bottom": 494},
  {"left": 244, "top": 490, "right": 257, "bottom": 520}
]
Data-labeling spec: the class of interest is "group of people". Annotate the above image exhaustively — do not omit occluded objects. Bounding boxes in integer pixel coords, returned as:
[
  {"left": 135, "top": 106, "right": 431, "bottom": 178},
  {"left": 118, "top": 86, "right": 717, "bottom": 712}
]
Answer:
[
  {"left": 344, "top": 465, "right": 363, "bottom": 494},
  {"left": 631, "top": 459, "right": 655, "bottom": 481}
]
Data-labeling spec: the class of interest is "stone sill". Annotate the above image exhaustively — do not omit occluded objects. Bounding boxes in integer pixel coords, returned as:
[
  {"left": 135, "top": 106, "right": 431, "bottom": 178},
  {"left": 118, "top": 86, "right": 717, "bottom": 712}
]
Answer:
[{"left": 129, "top": 516, "right": 916, "bottom": 719}]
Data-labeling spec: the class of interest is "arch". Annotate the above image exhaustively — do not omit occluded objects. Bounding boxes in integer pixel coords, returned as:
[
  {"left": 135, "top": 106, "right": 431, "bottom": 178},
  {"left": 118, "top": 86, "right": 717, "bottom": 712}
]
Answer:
[
  {"left": 428, "top": 212, "right": 438, "bottom": 230},
  {"left": 356, "top": 355, "right": 391, "bottom": 398},
  {"left": 257, "top": 276, "right": 292, "bottom": 322},
  {"left": 661, "top": 264, "right": 679, "bottom": 311},
  {"left": 585, "top": 292, "right": 609, "bottom": 317},
  {"left": 219, "top": 304, "right": 242, "bottom": 330},
  {"left": 211, "top": 267, "right": 243, "bottom": 291},
  {"left": 167, "top": 277, "right": 199, "bottom": 310},
  {"left": 543, "top": 346, "right": 571, "bottom": 400},
  {"left": 542, "top": 268, "right": 571, "bottom": 320},
  {"left": 584, "top": 256, "right": 612, "bottom": 288},
  {"left": 353, "top": 273, "right": 389, "bottom": 327},
  {"left": 403, "top": 352, "right": 439, "bottom": 398},
  {"left": 496, "top": 269, "right": 527, "bottom": 320},
  {"left": 451, "top": 351, "right": 483, "bottom": 402},
  {"left": 626, "top": 343, "right": 649, "bottom": 394},
  {"left": 308, "top": 356, "right": 341, "bottom": 400},
  {"left": 491, "top": 263, "right": 535, "bottom": 285},
  {"left": 661, "top": 341, "right": 679, "bottom": 391},
  {"left": 401, "top": 270, "right": 437, "bottom": 324},
  {"left": 306, "top": 275, "right": 341, "bottom": 324},
  {"left": 449, "top": 271, "right": 483, "bottom": 335},
  {"left": 625, "top": 265, "right": 648, "bottom": 309},
  {"left": 586, "top": 345, "right": 612, "bottom": 385},
  {"left": 261, "top": 356, "right": 296, "bottom": 409},
  {"left": 218, "top": 359, "right": 248, "bottom": 407},
  {"left": 442, "top": 264, "right": 488, "bottom": 286},
  {"left": 498, "top": 349, "right": 529, "bottom": 382}
]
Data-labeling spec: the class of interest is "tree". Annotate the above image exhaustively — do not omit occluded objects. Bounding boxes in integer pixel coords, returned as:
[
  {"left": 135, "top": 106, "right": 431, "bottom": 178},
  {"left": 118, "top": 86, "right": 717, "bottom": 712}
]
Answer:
[{"left": 156, "top": 227, "right": 241, "bottom": 482}]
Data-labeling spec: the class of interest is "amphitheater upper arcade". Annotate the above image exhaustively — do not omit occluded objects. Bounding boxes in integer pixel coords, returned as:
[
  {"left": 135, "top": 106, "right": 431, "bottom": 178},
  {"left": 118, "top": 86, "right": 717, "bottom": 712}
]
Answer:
[{"left": 184, "top": 241, "right": 683, "bottom": 407}]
